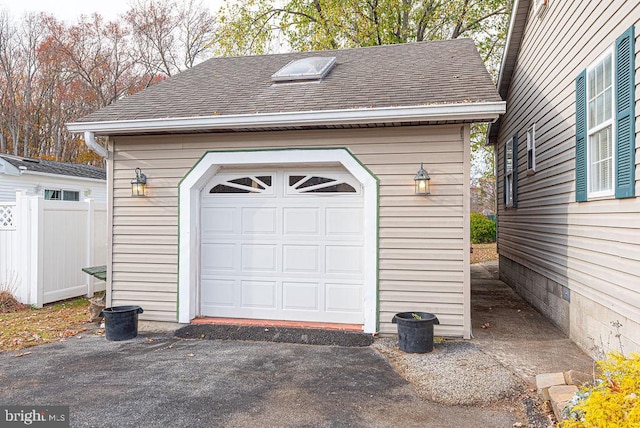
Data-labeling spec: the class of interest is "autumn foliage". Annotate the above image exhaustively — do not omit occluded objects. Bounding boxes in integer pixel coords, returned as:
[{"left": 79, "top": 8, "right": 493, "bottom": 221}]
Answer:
[
  {"left": 561, "top": 352, "right": 640, "bottom": 427},
  {"left": 0, "top": 0, "right": 216, "bottom": 165}
]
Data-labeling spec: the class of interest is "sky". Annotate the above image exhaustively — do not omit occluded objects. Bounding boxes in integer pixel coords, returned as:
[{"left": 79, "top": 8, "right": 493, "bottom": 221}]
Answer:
[{"left": 0, "top": 0, "right": 226, "bottom": 22}]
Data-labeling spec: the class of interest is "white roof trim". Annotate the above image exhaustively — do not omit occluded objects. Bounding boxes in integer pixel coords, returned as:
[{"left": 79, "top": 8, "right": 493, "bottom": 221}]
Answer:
[
  {"left": 66, "top": 102, "right": 506, "bottom": 135},
  {"left": 17, "top": 170, "right": 106, "bottom": 183},
  {"left": 496, "top": 0, "right": 521, "bottom": 94}
]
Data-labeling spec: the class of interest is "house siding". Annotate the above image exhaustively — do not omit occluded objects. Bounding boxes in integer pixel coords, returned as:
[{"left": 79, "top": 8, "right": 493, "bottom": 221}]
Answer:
[
  {"left": 109, "top": 125, "right": 470, "bottom": 337},
  {"left": 497, "top": 0, "right": 640, "bottom": 355}
]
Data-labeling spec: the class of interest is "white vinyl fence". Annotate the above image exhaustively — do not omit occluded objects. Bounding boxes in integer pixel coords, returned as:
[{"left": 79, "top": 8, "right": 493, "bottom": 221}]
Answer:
[{"left": 0, "top": 191, "right": 106, "bottom": 307}]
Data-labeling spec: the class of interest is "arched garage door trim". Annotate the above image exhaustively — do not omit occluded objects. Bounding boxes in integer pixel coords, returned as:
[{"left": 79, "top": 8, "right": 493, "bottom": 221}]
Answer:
[{"left": 178, "top": 148, "right": 379, "bottom": 333}]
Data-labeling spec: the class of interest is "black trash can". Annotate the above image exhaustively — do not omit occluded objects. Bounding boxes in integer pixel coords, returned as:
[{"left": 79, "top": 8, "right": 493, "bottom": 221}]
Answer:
[
  {"left": 99, "top": 306, "right": 143, "bottom": 341},
  {"left": 392, "top": 312, "right": 440, "bottom": 353}
]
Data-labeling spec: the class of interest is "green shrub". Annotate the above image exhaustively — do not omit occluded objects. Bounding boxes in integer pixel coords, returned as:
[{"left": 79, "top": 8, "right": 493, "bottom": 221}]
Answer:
[{"left": 470, "top": 212, "right": 496, "bottom": 244}]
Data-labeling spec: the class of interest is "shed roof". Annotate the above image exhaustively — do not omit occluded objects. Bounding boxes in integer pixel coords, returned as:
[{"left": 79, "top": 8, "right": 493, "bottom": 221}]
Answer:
[
  {"left": 69, "top": 39, "right": 504, "bottom": 135},
  {"left": 0, "top": 154, "right": 106, "bottom": 180}
]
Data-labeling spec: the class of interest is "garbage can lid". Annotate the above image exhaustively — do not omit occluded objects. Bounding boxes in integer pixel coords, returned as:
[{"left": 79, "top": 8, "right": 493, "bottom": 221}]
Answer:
[{"left": 102, "top": 306, "right": 143, "bottom": 314}]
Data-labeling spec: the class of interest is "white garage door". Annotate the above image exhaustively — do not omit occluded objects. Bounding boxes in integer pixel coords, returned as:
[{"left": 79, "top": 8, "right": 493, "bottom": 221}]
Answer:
[{"left": 200, "top": 167, "right": 364, "bottom": 324}]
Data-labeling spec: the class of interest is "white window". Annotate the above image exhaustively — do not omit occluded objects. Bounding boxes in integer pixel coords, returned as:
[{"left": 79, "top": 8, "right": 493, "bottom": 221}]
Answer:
[
  {"left": 505, "top": 141, "right": 514, "bottom": 207},
  {"left": 209, "top": 175, "right": 273, "bottom": 194},
  {"left": 44, "top": 189, "right": 80, "bottom": 201},
  {"left": 287, "top": 174, "right": 357, "bottom": 194},
  {"left": 586, "top": 50, "right": 615, "bottom": 198},
  {"left": 527, "top": 124, "right": 536, "bottom": 173}
]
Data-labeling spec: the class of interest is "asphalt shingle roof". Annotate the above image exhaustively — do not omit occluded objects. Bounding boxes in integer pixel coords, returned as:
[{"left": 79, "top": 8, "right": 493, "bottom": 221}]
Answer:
[
  {"left": 77, "top": 39, "right": 501, "bottom": 123},
  {"left": 0, "top": 154, "right": 106, "bottom": 180}
]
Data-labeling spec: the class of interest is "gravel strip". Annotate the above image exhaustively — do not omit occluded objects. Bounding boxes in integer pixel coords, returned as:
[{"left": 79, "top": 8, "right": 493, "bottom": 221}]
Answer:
[{"left": 372, "top": 338, "right": 525, "bottom": 406}]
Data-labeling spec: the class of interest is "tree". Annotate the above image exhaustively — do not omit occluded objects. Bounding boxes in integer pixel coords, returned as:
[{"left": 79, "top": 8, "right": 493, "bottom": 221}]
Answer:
[
  {"left": 216, "top": 0, "right": 510, "bottom": 76},
  {"left": 0, "top": 9, "right": 23, "bottom": 155},
  {"left": 16, "top": 14, "right": 37, "bottom": 157},
  {"left": 471, "top": 122, "right": 496, "bottom": 212},
  {"left": 36, "top": 14, "right": 148, "bottom": 163},
  {"left": 0, "top": 12, "right": 52, "bottom": 158},
  {"left": 43, "top": 14, "right": 142, "bottom": 109},
  {"left": 125, "top": 0, "right": 217, "bottom": 77}
]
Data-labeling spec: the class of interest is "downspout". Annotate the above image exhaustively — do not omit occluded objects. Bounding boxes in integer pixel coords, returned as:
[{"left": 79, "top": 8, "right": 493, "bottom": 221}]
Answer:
[
  {"left": 83, "top": 131, "right": 110, "bottom": 307},
  {"left": 84, "top": 131, "right": 108, "bottom": 159}
]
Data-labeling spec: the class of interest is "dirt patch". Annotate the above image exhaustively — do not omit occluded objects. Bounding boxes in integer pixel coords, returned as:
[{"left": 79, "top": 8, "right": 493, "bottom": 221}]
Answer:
[
  {"left": 471, "top": 242, "right": 498, "bottom": 264},
  {"left": 0, "top": 297, "right": 95, "bottom": 353}
]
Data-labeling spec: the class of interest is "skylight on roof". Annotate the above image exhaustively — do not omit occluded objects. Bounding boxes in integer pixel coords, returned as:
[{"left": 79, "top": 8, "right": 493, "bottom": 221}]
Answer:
[{"left": 271, "top": 56, "right": 336, "bottom": 82}]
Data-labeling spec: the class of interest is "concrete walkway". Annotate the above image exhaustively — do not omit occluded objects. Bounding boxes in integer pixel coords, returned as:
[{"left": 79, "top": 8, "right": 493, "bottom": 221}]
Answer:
[{"left": 471, "top": 261, "right": 594, "bottom": 386}]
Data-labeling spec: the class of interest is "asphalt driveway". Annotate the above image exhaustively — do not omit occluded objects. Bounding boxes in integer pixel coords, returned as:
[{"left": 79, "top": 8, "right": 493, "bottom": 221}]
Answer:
[{"left": 0, "top": 334, "right": 521, "bottom": 427}]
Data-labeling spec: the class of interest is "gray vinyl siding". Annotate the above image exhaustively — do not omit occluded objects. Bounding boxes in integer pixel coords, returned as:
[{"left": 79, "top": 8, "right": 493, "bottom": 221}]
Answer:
[
  {"left": 497, "top": 0, "right": 640, "bottom": 350},
  {"left": 109, "top": 125, "right": 470, "bottom": 337}
]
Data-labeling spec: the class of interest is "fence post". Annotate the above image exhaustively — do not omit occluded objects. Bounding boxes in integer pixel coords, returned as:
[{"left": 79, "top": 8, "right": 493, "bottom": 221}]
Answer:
[
  {"left": 29, "top": 195, "right": 44, "bottom": 308},
  {"left": 15, "top": 192, "right": 30, "bottom": 304},
  {"left": 85, "top": 199, "right": 95, "bottom": 297}
]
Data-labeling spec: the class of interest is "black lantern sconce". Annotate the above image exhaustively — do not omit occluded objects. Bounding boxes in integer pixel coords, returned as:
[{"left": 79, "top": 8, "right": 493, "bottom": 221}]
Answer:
[
  {"left": 131, "top": 167, "right": 147, "bottom": 197},
  {"left": 414, "top": 163, "right": 431, "bottom": 196}
]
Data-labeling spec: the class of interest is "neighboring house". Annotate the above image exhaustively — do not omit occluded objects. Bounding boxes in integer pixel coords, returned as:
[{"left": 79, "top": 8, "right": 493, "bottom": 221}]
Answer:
[
  {"left": 488, "top": 0, "right": 639, "bottom": 355},
  {"left": 67, "top": 40, "right": 505, "bottom": 337},
  {"left": 0, "top": 154, "right": 106, "bottom": 202},
  {"left": 0, "top": 154, "right": 107, "bottom": 307}
]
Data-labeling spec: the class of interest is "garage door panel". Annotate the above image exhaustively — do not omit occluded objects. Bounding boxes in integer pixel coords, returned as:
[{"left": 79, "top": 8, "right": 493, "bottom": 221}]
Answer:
[
  {"left": 282, "top": 282, "right": 319, "bottom": 310},
  {"left": 326, "top": 283, "right": 362, "bottom": 312},
  {"left": 325, "top": 246, "right": 363, "bottom": 274},
  {"left": 241, "top": 207, "right": 277, "bottom": 234},
  {"left": 326, "top": 208, "right": 363, "bottom": 236},
  {"left": 283, "top": 207, "right": 320, "bottom": 235},
  {"left": 202, "top": 207, "right": 236, "bottom": 235},
  {"left": 241, "top": 244, "right": 277, "bottom": 271},
  {"left": 201, "top": 243, "right": 235, "bottom": 272},
  {"left": 241, "top": 280, "right": 277, "bottom": 308},
  {"left": 202, "top": 279, "right": 236, "bottom": 307},
  {"left": 283, "top": 245, "right": 319, "bottom": 273}
]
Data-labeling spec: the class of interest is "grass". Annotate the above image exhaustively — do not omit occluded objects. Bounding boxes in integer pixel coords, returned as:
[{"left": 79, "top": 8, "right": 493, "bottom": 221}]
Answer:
[
  {"left": 470, "top": 242, "right": 498, "bottom": 264},
  {"left": 0, "top": 297, "right": 91, "bottom": 353}
]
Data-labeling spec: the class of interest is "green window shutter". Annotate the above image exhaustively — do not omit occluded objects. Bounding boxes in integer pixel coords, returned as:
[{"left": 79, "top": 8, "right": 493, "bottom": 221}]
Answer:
[
  {"left": 614, "top": 25, "right": 636, "bottom": 199},
  {"left": 512, "top": 133, "right": 519, "bottom": 208},
  {"left": 503, "top": 141, "right": 508, "bottom": 206},
  {"left": 575, "top": 70, "right": 587, "bottom": 202}
]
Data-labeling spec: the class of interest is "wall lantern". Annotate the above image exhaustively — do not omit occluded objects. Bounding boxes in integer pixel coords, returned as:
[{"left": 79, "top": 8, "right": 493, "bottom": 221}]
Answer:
[
  {"left": 414, "top": 162, "right": 431, "bottom": 196},
  {"left": 131, "top": 168, "right": 147, "bottom": 197}
]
